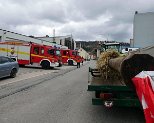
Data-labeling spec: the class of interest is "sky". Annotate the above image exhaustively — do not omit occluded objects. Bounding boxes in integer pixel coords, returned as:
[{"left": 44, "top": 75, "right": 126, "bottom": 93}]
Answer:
[{"left": 0, "top": 0, "right": 154, "bottom": 42}]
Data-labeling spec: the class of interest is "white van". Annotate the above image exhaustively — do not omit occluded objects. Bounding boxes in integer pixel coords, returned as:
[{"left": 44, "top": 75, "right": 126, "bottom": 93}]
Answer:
[{"left": 122, "top": 48, "right": 139, "bottom": 54}]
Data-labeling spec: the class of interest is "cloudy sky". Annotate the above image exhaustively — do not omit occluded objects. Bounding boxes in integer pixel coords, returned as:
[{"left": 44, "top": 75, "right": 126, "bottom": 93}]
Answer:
[{"left": 0, "top": 0, "right": 154, "bottom": 42}]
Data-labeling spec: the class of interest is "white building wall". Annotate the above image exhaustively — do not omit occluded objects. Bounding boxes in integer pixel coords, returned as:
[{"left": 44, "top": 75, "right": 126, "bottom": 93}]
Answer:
[
  {"left": 97, "top": 49, "right": 100, "bottom": 58},
  {"left": 135, "top": 45, "right": 154, "bottom": 58},
  {"left": 74, "top": 41, "right": 76, "bottom": 50},
  {"left": 0, "top": 29, "right": 72, "bottom": 49},
  {"left": 78, "top": 48, "right": 89, "bottom": 59},
  {"left": 37, "top": 36, "right": 65, "bottom": 46},
  {"left": 37, "top": 37, "right": 53, "bottom": 42},
  {"left": 133, "top": 12, "right": 154, "bottom": 48},
  {"left": 0, "top": 29, "right": 55, "bottom": 46},
  {"left": 37, "top": 36, "right": 68, "bottom": 49},
  {"left": 130, "top": 39, "right": 134, "bottom": 47}
]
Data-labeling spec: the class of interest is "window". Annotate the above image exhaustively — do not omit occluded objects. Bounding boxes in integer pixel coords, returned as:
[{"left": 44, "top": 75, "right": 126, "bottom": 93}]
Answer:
[
  {"left": 76, "top": 52, "right": 79, "bottom": 56},
  {"left": 9, "top": 58, "right": 15, "bottom": 62},
  {"left": 63, "top": 51, "right": 67, "bottom": 55},
  {"left": 34, "top": 47, "right": 39, "bottom": 55},
  {"left": 0, "top": 57, "right": 9, "bottom": 64},
  {"left": 125, "top": 48, "right": 128, "bottom": 51},
  {"left": 60, "top": 39, "right": 62, "bottom": 45},
  {"left": 41, "top": 48, "right": 44, "bottom": 55},
  {"left": 72, "top": 51, "right": 76, "bottom": 55},
  {"left": 72, "top": 51, "right": 78, "bottom": 56},
  {"left": 56, "top": 50, "right": 61, "bottom": 56},
  {"left": 48, "top": 49, "right": 55, "bottom": 55}
]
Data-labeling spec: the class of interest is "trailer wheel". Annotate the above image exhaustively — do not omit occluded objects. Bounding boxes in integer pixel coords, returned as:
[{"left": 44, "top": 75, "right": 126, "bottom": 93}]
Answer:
[
  {"left": 68, "top": 60, "right": 73, "bottom": 65},
  {"left": 41, "top": 61, "right": 50, "bottom": 69},
  {"left": 95, "top": 91, "right": 101, "bottom": 98},
  {"left": 10, "top": 68, "right": 17, "bottom": 78}
]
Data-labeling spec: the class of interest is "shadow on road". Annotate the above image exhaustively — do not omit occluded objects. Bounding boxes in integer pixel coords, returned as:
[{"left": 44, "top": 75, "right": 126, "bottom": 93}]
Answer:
[
  {"left": 0, "top": 76, "right": 10, "bottom": 81},
  {"left": 20, "top": 65, "right": 60, "bottom": 70},
  {"left": 93, "top": 105, "right": 144, "bottom": 123}
]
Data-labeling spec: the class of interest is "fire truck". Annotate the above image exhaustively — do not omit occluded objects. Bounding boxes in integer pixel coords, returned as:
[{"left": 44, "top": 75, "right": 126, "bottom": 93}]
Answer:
[
  {"left": 0, "top": 41, "right": 62, "bottom": 69},
  {"left": 60, "top": 49, "right": 82, "bottom": 65}
]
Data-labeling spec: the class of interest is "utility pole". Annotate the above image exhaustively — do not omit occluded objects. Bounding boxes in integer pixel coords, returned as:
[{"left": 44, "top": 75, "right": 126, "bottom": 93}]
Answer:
[
  {"left": 53, "top": 29, "right": 55, "bottom": 43},
  {"left": 70, "top": 34, "right": 72, "bottom": 50}
]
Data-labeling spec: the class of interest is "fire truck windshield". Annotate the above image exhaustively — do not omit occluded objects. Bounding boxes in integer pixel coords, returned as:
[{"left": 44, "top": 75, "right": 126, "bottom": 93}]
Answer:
[
  {"left": 76, "top": 52, "right": 79, "bottom": 56},
  {"left": 74, "top": 51, "right": 79, "bottom": 56},
  {"left": 48, "top": 49, "right": 55, "bottom": 55},
  {"left": 55, "top": 50, "right": 61, "bottom": 56},
  {"left": 72, "top": 51, "right": 78, "bottom": 56}
]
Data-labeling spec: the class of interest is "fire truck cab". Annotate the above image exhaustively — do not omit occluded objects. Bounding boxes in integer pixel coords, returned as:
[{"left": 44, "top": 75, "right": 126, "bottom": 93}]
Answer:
[
  {"left": 0, "top": 41, "right": 62, "bottom": 69},
  {"left": 30, "top": 43, "right": 62, "bottom": 68}
]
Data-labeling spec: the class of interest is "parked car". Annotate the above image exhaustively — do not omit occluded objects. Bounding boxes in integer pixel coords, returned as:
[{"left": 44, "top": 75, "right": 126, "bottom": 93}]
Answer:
[{"left": 0, "top": 56, "right": 19, "bottom": 79}]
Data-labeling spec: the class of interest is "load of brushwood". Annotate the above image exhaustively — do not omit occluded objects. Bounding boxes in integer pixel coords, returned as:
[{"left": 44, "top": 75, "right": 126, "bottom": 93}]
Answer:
[
  {"left": 96, "top": 49, "right": 122, "bottom": 80},
  {"left": 97, "top": 49, "right": 154, "bottom": 88}
]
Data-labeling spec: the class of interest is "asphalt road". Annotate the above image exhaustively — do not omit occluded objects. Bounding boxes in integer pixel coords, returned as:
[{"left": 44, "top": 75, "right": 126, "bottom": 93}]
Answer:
[
  {"left": 0, "top": 61, "right": 144, "bottom": 123},
  {"left": 0, "top": 64, "right": 75, "bottom": 87}
]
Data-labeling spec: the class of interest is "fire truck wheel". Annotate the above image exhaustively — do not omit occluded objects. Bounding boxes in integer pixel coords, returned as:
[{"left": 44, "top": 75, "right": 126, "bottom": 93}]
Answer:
[
  {"left": 41, "top": 61, "right": 50, "bottom": 69},
  {"left": 10, "top": 68, "right": 17, "bottom": 78}
]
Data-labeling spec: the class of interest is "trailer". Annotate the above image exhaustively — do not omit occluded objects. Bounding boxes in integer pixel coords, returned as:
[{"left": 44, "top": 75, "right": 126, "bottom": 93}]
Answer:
[
  {"left": 88, "top": 67, "right": 141, "bottom": 107},
  {"left": 87, "top": 41, "right": 154, "bottom": 108}
]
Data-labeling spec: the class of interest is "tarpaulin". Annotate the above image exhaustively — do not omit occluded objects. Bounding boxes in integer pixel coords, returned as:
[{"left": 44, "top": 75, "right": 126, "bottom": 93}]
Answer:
[{"left": 132, "top": 71, "right": 154, "bottom": 123}]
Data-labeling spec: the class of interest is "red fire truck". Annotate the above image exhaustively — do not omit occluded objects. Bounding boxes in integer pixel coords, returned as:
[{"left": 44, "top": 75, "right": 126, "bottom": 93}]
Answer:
[
  {"left": 60, "top": 49, "right": 83, "bottom": 65},
  {"left": 0, "top": 41, "right": 62, "bottom": 69}
]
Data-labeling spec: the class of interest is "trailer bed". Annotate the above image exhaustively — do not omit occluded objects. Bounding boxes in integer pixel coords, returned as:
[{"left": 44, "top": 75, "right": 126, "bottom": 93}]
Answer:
[
  {"left": 88, "top": 67, "right": 141, "bottom": 107},
  {"left": 89, "top": 76, "right": 125, "bottom": 85}
]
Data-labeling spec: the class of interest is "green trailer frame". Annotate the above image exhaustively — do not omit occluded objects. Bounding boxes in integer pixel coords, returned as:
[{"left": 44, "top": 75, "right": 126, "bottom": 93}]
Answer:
[{"left": 88, "top": 67, "right": 141, "bottom": 107}]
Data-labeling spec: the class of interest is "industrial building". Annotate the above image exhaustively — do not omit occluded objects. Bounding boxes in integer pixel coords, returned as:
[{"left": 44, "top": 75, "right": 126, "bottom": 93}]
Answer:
[
  {"left": 36, "top": 35, "right": 76, "bottom": 50},
  {"left": 0, "top": 29, "right": 56, "bottom": 46},
  {"left": 78, "top": 47, "right": 90, "bottom": 60},
  {"left": 0, "top": 29, "right": 76, "bottom": 49},
  {"left": 133, "top": 12, "right": 154, "bottom": 48}
]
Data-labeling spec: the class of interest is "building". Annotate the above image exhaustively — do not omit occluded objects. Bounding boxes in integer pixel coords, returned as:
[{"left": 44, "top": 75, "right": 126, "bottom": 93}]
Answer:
[
  {"left": 133, "top": 12, "right": 154, "bottom": 48},
  {"left": 130, "top": 39, "right": 134, "bottom": 47},
  {"left": 78, "top": 48, "right": 90, "bottom": 60},
  {"left": 0, "top": 29, "right": 76, "bottom": 50},
  {"left": 134, "top": 45, "right": 154, "bottom": 58},
  {"left": 0, "top": 29, "right": 55, "bottom": 46},
  {"left": 36, "top": 35, "right": 76, "bottom": 50}
]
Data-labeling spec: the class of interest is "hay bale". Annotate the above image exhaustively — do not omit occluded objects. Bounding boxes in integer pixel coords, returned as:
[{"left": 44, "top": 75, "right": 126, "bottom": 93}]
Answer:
[{"left": 96, "top": 49, "right": 121, "bottom": 80}]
